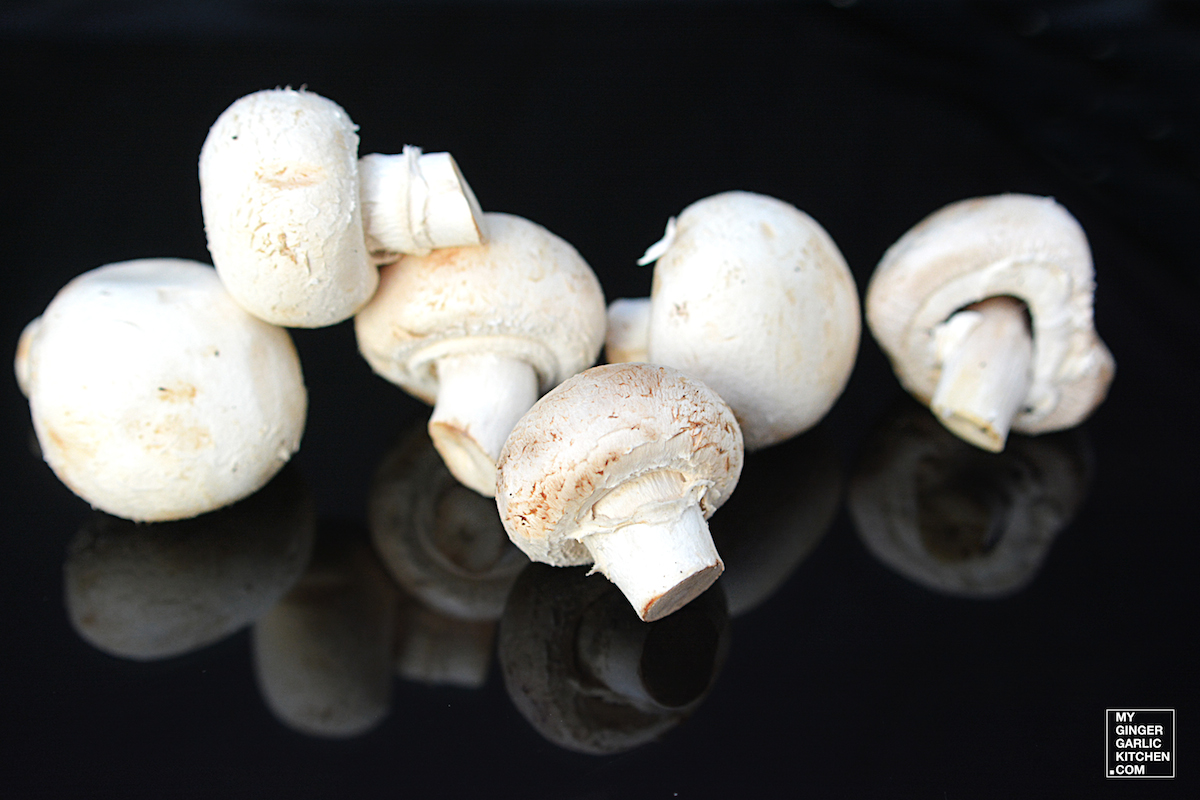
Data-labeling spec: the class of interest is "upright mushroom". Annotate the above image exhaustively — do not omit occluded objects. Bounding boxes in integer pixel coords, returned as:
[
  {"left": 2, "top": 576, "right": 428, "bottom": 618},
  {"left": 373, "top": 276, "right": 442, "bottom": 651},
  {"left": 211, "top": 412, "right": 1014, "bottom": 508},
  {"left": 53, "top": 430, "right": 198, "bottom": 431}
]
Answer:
[
  {"left": 495, "top": 363, "right": 743, "bottom": 622},
  {"left": 866, "top": 194, "right": 1115, "bottom": 451},
  {"left": 605, "top": 191, "right": 861, "bottom": 450},
  {"left": 355, "top": 212, "right": 607, "bottom": 496},
  {"left": 17, "top": 258, "right": 306, "bottom": 522},
  {"left": 199, "top": 88, "right": 378, "bottom": 327}
]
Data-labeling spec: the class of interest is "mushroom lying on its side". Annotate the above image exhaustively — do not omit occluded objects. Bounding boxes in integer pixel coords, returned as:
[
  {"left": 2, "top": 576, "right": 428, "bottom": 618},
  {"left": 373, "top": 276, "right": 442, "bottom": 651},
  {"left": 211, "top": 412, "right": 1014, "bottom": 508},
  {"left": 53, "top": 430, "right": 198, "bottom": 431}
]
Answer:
[
  {"left": 866, "top": 194, "right": 1114, "bottom": 451},
  {"left": 606, "top": 191, "right": 861, "bottom": 450},
  {"left": 17, "top": 258, "right": 306, "bottom": 522},
  {"left": 200, "top": 88, "right": 378, "bottom": 327},
  {"left": 496, "top": 363, "right": 743, "bottom": 622},
  {"left": 355, "top": 212, "right": 607, "bottom": 497}
]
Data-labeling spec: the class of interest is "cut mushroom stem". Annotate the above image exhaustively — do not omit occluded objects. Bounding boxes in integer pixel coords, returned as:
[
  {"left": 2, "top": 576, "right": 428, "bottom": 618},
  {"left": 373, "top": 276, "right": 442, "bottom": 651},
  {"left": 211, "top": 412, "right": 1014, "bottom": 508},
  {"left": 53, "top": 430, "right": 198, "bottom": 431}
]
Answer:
[
  {"left": 360, "top": 146, "right": 484, "bottom": 255},
  {"left": 428, "top": 353, "right": 539, "bottom": 497},
  {"left": 583, "top": 505, "right": 722, "bottom": 623},
  {"left": 931, "top": 296, "right": 1033, "bottom": 453},
  {"left": 580, "top": 470, "right": 723, "bottom": 622}
]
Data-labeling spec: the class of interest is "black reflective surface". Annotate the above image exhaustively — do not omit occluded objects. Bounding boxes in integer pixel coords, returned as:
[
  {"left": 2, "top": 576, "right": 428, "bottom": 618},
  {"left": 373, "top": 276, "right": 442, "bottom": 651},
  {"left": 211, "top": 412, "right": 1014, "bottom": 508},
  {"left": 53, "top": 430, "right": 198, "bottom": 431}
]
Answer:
[{"left": 3, "top": 3, "right": 1197, "bottom": 797}]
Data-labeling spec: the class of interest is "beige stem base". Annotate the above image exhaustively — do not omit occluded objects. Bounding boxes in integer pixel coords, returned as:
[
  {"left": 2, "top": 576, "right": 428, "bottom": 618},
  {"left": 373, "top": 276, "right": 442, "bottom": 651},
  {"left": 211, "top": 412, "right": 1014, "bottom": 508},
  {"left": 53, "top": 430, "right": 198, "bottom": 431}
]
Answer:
[
  {"left": 582, "top": 504, "right": 723, "bottom": 622},
  {"left": 429, "top": 353, "right": 539, "bottom": 497},
  {"left": 931, "top": 296, "right": 1033, "bottom": 452}
]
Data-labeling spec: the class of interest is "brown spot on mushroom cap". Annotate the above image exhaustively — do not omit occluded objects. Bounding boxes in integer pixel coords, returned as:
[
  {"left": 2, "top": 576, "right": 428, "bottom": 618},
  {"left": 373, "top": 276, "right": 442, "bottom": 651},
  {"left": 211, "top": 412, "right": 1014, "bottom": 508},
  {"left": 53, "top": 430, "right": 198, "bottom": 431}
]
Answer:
[
  {"left": 495, "top": 363, "right": 743, "bottom": 566},
  {"left": 156, "top": 382, "right": 197, "bottom": 403},
  {"left": 254, "top": 162, "right": 326, "bottom": 189}
]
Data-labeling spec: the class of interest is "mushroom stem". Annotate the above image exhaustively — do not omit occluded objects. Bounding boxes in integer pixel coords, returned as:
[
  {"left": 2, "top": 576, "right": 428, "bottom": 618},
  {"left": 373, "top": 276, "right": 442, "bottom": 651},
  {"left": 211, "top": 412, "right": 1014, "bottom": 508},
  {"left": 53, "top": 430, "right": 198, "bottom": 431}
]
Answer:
[
  {"left": 360, "top": 147, "right": 485, "bottom": 255},
  {"left": 428, "top": 353, "right": 539, "bottom": 497},
  {"left": 930, "top": 296, "right": 1033, "bottom": 453},
  {"left": 605, "top": 298, "right": 651, "bottom": 363},
  {"left": 582, "top": 504, "right": 723, "bottom": 623}
]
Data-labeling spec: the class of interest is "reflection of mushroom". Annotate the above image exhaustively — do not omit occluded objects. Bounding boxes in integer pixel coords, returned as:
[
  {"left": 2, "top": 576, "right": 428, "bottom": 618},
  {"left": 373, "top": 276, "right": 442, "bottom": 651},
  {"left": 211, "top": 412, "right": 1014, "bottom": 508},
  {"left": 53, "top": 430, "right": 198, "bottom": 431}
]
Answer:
[
  {"left": 497, "top": 563, "right": 729, "bottom": 755},
  {"left": 606, "top": 191, "right": 860, "bottom": 449},
  {"left": 355, "top": 212, "right": 606, "bottom": 497},
  {"left": 866, "top": 194, "right": 1114, "bottom": 452},
  {"left": 369, "top": 424, "right": 526, "bottom": 621},
  {"left": 64, "top": 466, "right": 315, "bottom": 660},
  {"left": 253, "top": 523, "right": 398, "bottom": 738},
  {"left": 360, "top": 146, "right": 485, "bottom": 261},
  {"left": 848, "top": 399, "right": 1092, "bottom": 598},
  {"left": 199, "top": 88, "right": 378, "bottom": 327},
  {"left": 497, "top": 363, "right": 743, "bottom": 622},
  {"left": 17, "top": 258, "right": 306, "bottom": 522},
  {"left": 709, "top": 426, "right": 842, "bottom": 616}
]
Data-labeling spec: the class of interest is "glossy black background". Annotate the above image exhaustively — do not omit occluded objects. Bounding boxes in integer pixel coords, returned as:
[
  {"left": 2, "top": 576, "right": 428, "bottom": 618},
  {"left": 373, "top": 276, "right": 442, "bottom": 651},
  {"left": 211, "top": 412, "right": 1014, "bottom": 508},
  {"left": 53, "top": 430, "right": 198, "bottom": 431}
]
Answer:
[{"left": 2, "top": 2, "right": 1197, "bottom": 797}]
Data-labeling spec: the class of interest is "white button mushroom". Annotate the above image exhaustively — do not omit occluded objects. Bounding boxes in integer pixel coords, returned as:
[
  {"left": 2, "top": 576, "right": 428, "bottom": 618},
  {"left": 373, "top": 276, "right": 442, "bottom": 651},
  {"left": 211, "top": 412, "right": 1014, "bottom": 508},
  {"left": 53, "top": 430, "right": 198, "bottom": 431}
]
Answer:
[
  {"left": 606, "top": 191, "right": 861, "bottom": 450},
  {"left": 495, "top": 363, "right": 744, "bottom": 622},
  {"left": 354, "top": 212, "right": 607, "bottom": 497},
  {"left": 865, "top": 193, "right": 1115, "bottom": 451},
  {"left": 18, "top": 258, "right": 307, "bottom": 522},
  {"left": 199, "top": 88, "right": 378, "bottom": 327},
  {"left": 359, "top": 145, "right": 485, "bottom": 260}
]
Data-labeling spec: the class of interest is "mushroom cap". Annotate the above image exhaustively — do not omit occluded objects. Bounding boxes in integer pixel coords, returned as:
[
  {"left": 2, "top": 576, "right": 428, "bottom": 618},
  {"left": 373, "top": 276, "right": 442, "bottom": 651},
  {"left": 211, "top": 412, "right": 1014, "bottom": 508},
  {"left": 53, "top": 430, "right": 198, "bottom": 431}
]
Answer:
[
  {"left": 645, "top": 191, "right": 861, "bottom": 450},
  {"left": 22, "top": 258, "right": 307, "bottom": 522},
  {"left": 866, "top": 194, "right": 1115, "bottom": 434},
  {"left": 354, "top": 212, "right": 606, "bottom": 405},
  {"left": 496, "top": 363, "right": 743, "bottom": 567},
  {"left": 199, "top": 88, "right": 377, "bottom": 327}
]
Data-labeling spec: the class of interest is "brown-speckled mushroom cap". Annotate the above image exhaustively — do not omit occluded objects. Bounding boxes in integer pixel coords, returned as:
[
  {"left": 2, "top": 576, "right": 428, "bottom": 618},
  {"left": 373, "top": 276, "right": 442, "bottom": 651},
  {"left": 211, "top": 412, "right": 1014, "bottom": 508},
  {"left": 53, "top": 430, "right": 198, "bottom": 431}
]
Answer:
[
  {"left": 866, "top": 194, "right": 1114, "bottom": 435},
  {"left": 353, "top": 212, "right": 606, "bottom": 405},
  {"left": 495, "top": 363, "right": 743, "bottom": 567}
]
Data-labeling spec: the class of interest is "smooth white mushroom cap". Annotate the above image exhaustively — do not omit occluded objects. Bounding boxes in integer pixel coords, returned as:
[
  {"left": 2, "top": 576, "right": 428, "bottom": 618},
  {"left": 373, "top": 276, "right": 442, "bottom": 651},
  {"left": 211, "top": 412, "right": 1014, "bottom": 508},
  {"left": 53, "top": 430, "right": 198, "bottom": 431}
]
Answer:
[
  {"left": 496, "top": 363, "right": 743, "bottom": 567},
  {"left": 21, "top": 258, "right": 306, "bottom": 522},
  {"left": 199, "top": 88, "right": 377, "bottom": 327},
  {"left": 354, "top": 212, "right": 606, "bottom": 403},
  {"left": 866, "top": 194, "right": 1115, "bottom": 435},
  {"left": 637, "top": 191, "right": 861, "bottom": 450}
]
